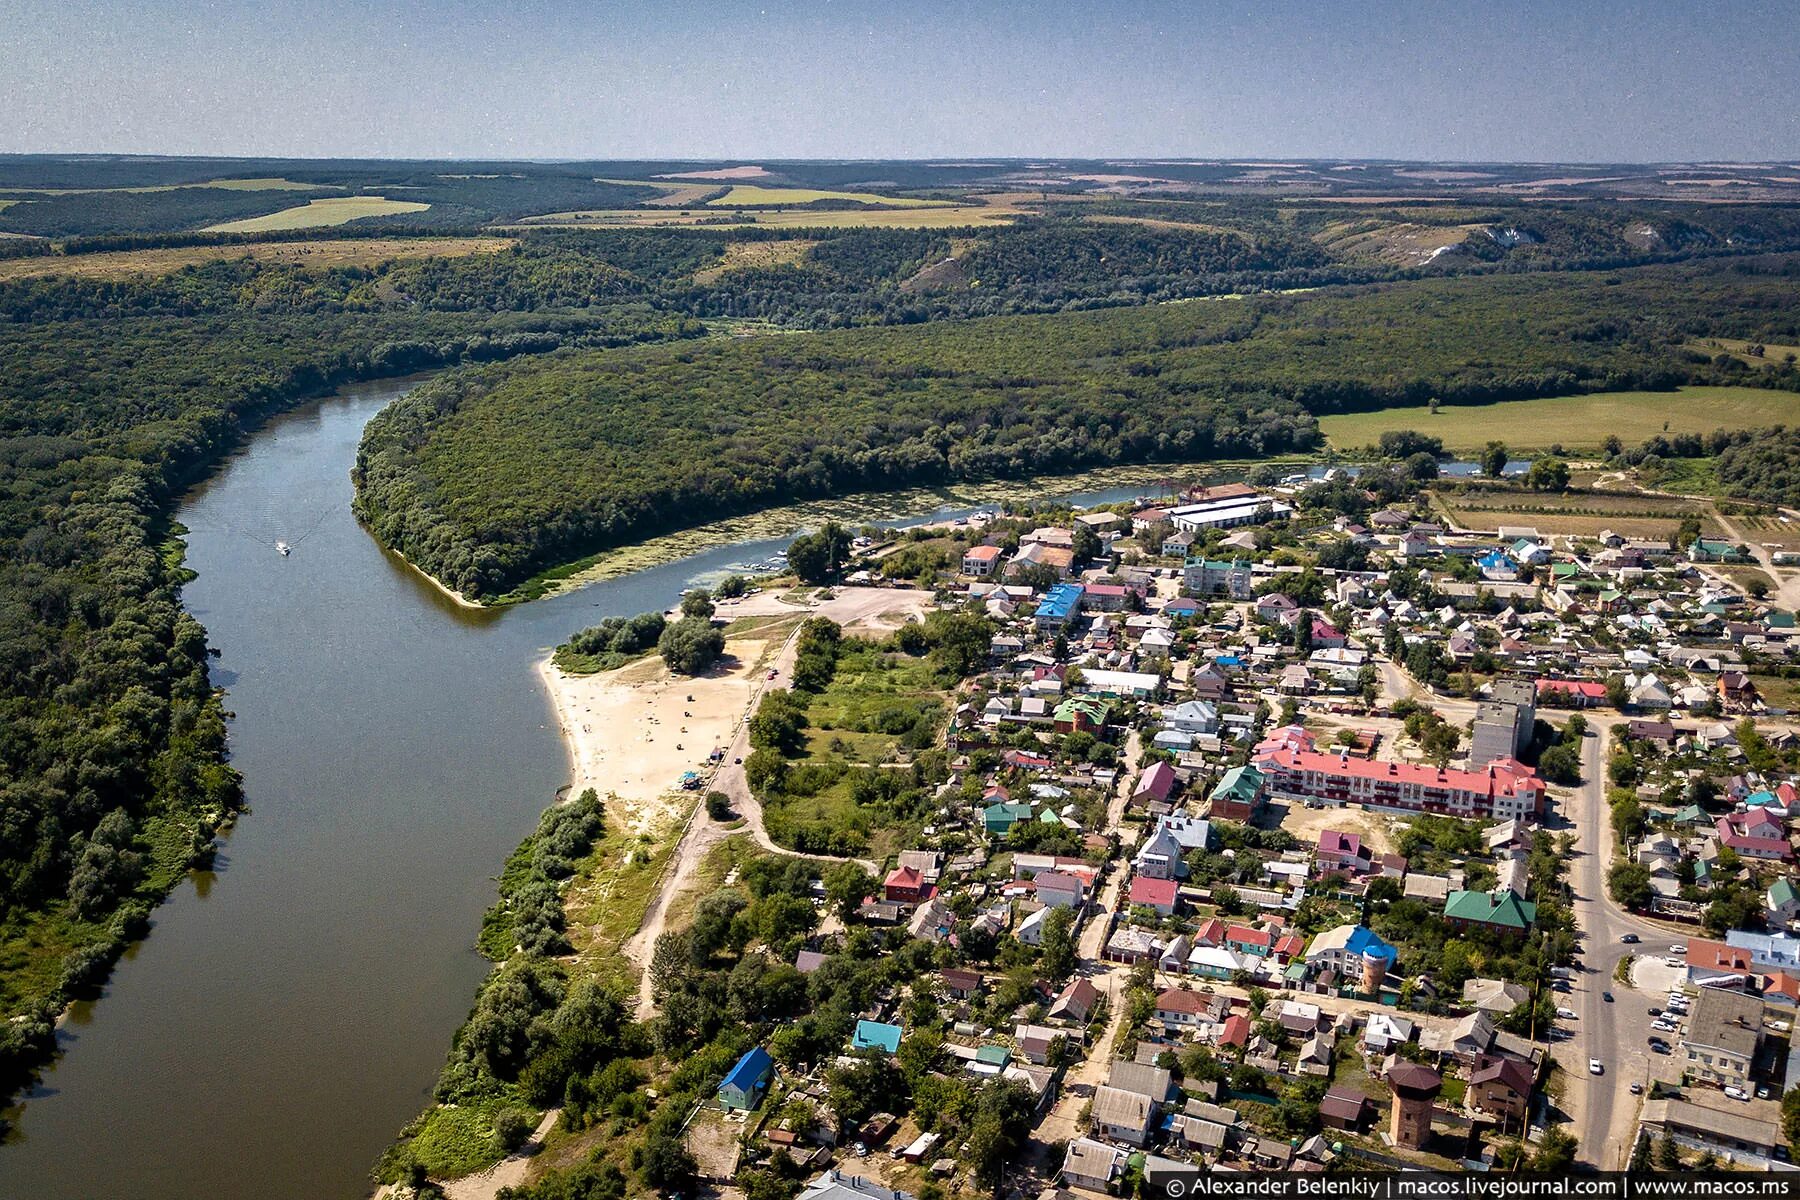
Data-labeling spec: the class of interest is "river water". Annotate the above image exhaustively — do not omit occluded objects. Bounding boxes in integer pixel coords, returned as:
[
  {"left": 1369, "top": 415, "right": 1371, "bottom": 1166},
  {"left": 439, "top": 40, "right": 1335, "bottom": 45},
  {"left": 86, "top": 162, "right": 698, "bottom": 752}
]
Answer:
[{"left": 0, "top": 376, "right": 1155, "bottom": 1199}]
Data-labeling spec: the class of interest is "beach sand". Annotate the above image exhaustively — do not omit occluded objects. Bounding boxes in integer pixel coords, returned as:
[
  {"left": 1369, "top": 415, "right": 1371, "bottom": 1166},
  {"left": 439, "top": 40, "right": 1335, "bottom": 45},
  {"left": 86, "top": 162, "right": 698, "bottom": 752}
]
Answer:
[{"left": 535, "top": 636, "right": 776, "bottom": 834}]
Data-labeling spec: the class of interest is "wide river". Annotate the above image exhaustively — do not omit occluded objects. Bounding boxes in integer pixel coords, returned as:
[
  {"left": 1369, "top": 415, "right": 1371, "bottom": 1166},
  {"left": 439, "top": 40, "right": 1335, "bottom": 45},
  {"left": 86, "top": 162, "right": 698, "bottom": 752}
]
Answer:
[{"left": 0, "top": 375, "right": 1152, "bottom": 1199}]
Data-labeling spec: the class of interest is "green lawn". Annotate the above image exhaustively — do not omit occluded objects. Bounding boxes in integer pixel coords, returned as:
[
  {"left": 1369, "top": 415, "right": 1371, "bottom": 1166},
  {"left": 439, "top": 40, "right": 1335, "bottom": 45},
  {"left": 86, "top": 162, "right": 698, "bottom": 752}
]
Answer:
[{"left": 1320, "top": 387, "right": 1800, "bottom": 453}]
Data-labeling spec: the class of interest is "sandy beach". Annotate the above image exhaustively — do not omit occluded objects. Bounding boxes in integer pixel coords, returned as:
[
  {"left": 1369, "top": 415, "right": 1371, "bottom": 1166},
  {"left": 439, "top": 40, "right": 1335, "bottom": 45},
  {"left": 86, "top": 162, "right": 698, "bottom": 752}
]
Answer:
[{"left": 534, "top": 634, "right": 777, "bottom": 834}]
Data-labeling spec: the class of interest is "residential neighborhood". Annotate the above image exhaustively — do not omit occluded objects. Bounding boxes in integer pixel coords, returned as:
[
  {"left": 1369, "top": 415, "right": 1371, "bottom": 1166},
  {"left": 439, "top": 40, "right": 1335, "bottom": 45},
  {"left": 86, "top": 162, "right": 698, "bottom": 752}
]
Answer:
[{"left": 672, "top": 473, "right": 1800, "bottom": 1198}]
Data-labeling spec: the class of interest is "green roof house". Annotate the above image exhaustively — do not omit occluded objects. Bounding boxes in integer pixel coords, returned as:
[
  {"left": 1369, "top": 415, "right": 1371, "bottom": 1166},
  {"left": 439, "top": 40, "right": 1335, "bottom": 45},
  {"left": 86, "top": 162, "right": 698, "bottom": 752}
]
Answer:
[
  {"left": 1443, "top": 888, "right": 1537, "bottom": 934},
  {"left": 984, "top": 801, "right": 1036, "bottom": 837}
]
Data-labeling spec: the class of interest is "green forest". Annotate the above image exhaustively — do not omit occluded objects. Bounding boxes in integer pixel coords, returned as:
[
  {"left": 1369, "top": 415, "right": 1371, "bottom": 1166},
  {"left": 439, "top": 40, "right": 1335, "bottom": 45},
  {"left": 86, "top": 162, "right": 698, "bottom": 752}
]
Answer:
[{"left": 354, "top": 255, "right": 1800, "bottom": 601}]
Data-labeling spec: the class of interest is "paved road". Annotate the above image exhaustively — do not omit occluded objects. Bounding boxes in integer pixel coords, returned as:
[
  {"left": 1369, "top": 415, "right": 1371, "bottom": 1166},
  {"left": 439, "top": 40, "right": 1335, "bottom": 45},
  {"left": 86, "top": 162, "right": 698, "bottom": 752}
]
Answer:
[{"left": 1557, "top": 717, "right": 1669, "bottom": 1168}]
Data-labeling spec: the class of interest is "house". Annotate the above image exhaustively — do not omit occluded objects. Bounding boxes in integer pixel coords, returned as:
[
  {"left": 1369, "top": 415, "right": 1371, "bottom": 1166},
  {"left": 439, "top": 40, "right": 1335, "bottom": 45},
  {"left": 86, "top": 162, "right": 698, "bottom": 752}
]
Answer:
[
  {"left": 883, "top": 865, "right": 929, "bottom": 904},
  {"left": 1154, "top": 987, "right": 1211, "bottom": 1028},
  {"left": 1047, "top": 977, "right": 1099, "bottom": 1026},
  {"left": 1033, "top": 583, "right": 1084, "bottom": 629},
  {"left": 853, "top": 1020, "right": 904, "bottom": 1055},
  {"left": 1320, "top": 1086, "right": 1372, "bottom": 1131},
  {"left": 1305, "top": 924, "right": 1397, "bottom": 989},
  {"left": 1715, "top": 811, "right": 1792, "bottom": 861},
  {"left": 1315, "top": 830, "right": 1371, "bottom": 876},
  {"left": 1443, "top": 888, "right": 1537, "bottom": 935},
  {"left": 1162, "top": 699, "right": 1219, "bottom": 735},
  {"left": 1131, "top": 761, "right": 1178, "bottom": 807},
  {"left": 1033, "top": 871, "right": 1087, "bottom": 909},
  {"left": 1162, "top": 529, "right": 1197, "bottom": 557},
  {"left": 1468, "top": 1054, "right": 1533, "bottom": 1125},
  {"left": 941, "top": 968, "right": 983, "bottom": 1000},
  {"left": 1640, "top": 1098, "right": 1784, "bottom": 1161},
  {"left": 1689, "top": 538, "right": 1745, "bottom": 563},
  {"left": 1720, "top": 671, "right": 1760, "bottom": 709},
  {"left": 1134, "top": 814, "right": 1211, "bottom": 881},
  {"left": 1536, "top": 678, "right": 1606, "bottom": 708},
  {"left": 1226, "top": 924, "right": 1275, "bottom": 958},
  {"left": 961, "top": 544, "right": 1003, "bottom": 577},
  {"left": 718, "top": 1046, "right": 775, "bottom": 1111},
  {"left": 1208, "top": 764, "right": 1266, "bottom": 822},
  {"left": 1013, "top": 1022, "right": 1065, "bottom": 1064},
  {"left": 983, "top": 801, "right": 1035, "bottom": 837},
  {"left": 798, "top": 1172, "right": 916, "bottom": 1200},
  {"left": 1681, "top": 987, "right": 1762, "bottom": 1090},
  {"left": 1769, "top": 878, "right": 1800, "bottom": 925},
  {"left": 1090, "top": 1085, "right": 1157, "bottom": 1146},
  {"left": 1462, "top": 977, "right": 1530, "bottom": 1014},
  {"left": 1361, "top": 1013, "right": 1416, "bottom": 1055},
  {"left": 1424, "top": 1011, "right": 1496, "bottom": 1062},
  {"left": 1129, "top": 875, "right": 1180, "bottom": 917},
  {"left": 1108, "top": 1060, "right": 1176, "bottom": 1106},
  {"left": 1052, "top": 696, "right": 1110, "bottom": 734},
  {"left": 1061, "top": 1138, "right": 1125, "bottom": 1192},
  {"left": 1297, "top": 1033, "right": 1333, "bottom": 1076}
]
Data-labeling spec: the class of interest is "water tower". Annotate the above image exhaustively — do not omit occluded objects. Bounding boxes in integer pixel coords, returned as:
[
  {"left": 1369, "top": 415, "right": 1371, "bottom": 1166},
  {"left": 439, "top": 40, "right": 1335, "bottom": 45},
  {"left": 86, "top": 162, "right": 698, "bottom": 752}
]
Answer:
[{"left": 1386, "top": 1062, "right": 1442, "bottom": 1150}]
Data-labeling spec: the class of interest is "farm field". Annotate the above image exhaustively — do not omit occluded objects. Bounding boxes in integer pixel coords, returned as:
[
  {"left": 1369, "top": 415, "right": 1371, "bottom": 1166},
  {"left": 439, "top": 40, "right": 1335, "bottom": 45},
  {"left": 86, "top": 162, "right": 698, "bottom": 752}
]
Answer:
[
  {"left": 0, "top": 236, "right": 514, "bottom": 281},
  {"left": 1320, "top": 386, "right": 1800, "bottom": 452},
  {"left": 203, "top": 196, "right": 431, "bottom": 232},
  {"left": 1432, "top": 485, "right": 1728, "bottom": 540},
  {"left": 705, "top": 184, "right": 951, "bottom": 208}
]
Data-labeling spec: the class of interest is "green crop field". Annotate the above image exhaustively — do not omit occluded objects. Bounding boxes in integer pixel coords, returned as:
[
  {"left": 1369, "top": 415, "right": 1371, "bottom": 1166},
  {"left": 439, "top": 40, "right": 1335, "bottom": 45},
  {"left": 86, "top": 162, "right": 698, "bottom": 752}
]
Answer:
[
  {"left": 1320, "top": 386, "right": 1800, "bottom": 452},
  {"left": 706, "top": 184, "right": 951, "bottom": 208},
  {"left": 203, "top": 196, "right": 431, "bottom": 232}
]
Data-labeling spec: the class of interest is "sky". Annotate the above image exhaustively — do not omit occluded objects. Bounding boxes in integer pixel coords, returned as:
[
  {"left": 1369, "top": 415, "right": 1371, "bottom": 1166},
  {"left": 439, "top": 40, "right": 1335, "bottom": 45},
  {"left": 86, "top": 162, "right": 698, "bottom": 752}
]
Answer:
[{"left": 4, "top": 0, "right": 1797, "bottom": 162}]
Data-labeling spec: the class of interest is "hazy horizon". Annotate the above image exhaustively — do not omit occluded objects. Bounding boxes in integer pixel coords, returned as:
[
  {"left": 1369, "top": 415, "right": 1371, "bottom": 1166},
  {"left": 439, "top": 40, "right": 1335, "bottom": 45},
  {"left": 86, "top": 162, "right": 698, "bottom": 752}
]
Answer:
[{"left": 5, "top": 0, "right": 1798, "bottom": 163}]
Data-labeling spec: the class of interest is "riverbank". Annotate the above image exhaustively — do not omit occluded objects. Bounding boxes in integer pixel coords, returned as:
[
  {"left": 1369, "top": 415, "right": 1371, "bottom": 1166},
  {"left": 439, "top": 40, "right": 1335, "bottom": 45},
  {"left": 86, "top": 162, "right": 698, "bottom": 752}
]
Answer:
[{"left": 487, "top": 455, "right": 1325, "bottom": 605}]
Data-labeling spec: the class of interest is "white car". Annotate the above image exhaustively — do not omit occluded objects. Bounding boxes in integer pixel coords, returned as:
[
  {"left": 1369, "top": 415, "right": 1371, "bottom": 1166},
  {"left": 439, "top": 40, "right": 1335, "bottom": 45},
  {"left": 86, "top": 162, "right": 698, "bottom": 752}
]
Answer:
[
  {"left": 1589, "top": 1059, "right": 1604, "bottom": 1076},
  {"left": 1669, "top": 944, "right": 1687, "bottom": 954},
  {"left": 1663, "top": 957, "right": 1683, "bottom": 967},
  {"left": 1725, "top": 1086, "right": 1750, "bottom": 1102},
  {"left": 1556, "top": 1007, "right": 1579, "bottom": 1019}
]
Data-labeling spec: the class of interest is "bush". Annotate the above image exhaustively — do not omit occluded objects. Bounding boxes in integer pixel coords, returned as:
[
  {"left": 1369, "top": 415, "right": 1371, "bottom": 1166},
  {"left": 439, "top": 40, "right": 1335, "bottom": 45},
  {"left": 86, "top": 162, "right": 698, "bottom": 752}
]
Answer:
[{"left": 494, "top": 1105, "right": 536, "bottom": 1152}]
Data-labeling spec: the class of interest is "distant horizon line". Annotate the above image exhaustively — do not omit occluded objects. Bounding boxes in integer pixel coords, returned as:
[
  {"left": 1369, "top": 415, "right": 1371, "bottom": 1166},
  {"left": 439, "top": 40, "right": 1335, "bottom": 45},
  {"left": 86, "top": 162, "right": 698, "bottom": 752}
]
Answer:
[{"left": 2, "top": 151, "right": 1798, "bottom": 169}]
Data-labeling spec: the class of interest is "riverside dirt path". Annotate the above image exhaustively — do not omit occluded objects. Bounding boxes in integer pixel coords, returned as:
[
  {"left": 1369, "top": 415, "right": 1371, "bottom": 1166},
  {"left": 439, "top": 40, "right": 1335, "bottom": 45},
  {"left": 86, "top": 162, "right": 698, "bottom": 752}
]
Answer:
[{"left": 616, "top": 586, "right": 929, "bottom": 1019}]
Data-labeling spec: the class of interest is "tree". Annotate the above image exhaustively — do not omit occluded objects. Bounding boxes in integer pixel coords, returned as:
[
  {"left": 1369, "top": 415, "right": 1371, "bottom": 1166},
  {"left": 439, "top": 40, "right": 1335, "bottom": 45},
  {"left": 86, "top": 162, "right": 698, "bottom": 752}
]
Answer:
[
  {"left": 960, "top": 1079, "right": 1035, "bottom": 1193},
  {"left": 788, "top": 522, "right": 853, "bottom": 583},
  {"left": 1526, "top": 456, "right": 1570, "bottom": 492},
  {"left": 1071, "top": 523, "right": 1102, "bottom": 565},
  {"left": 1608, "top": 862, "right": 1653, "bottom": 910},
  {"left": 1656, "top": 1130, "right": 1682, "bottom": 1171},
  {"left": 1039, "top": 905, "right": 1076, "bottom": 982},
  {"left": 640, "top": 1126, "right": 696, "bottom": 1192},
  {"left": 1481, "top": 441, "right": 1509, "bottom": 479},
  {"left": 705, "top": 791, "right": 731, "bottom": 820},
  {"left": 1531, "top": 1126, "right": 1578, "bottom": 1172},
  {"left": 659, "top": 616, "right": 724, "bottom": 674},
  {"left": 679, "top": 589, "right": 715, "bottom": 619},
  {"left": 824, "top": 861, "right": 873, "bottom": 922},
  {"left": 1781, "top": 1086, "right": 1800, "bottom": 1160},
  {"left": 714, "top": 574, "right": 750, "bottom": 599}
]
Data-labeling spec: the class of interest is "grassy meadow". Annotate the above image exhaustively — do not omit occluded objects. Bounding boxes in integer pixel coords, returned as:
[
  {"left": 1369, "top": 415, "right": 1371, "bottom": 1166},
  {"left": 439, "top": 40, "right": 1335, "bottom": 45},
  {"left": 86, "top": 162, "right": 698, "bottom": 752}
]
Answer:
[
  {"left": 204, "top": 196, "right": 431, "bottom": 232},
  {"left": 1321, "top": 386, "right": 1800, "bottom": 452}
]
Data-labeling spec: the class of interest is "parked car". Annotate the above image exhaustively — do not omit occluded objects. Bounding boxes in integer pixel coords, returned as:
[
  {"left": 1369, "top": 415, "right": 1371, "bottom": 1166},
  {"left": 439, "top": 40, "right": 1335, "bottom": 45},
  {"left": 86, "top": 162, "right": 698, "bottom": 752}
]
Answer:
[
  {"left": 1725, "top": 1086, "right": 1750, "bottom": 1102},
  {"left": 1650, "top": 1042, "right": 1671, "bottom": 1055},
  {"left": 1630, "top": 1081, "right": 1644, "bottom": 1095},
  {"left": 1556, "top": 1007, "right": 1578, "bottom": 1019},
  {"left": 1589, "top": 1059, "right": 1604, "bottom": 1075},
  {"left": 1663, "top": 957, "right": 1683, "bottom": 967},
  {"left": 1648, "top": 1007, "right": 1662, "bottom": 1016}
]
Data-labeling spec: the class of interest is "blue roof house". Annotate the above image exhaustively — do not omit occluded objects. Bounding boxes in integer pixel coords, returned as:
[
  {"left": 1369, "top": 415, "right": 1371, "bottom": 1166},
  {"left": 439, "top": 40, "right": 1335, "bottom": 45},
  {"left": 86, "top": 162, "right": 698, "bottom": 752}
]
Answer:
[
  {"left": 718, "top": 1046, "right": 774, "bottom": 1111},
  {"left": 1476, "top": 550, "right": 1519, "bottom": 582},
  {"left": 1034, "top": 584, "right": 1085, "bottom": 630},
  {"left": 853, "top": 1019, "right": 904, "bottom": 1055}
]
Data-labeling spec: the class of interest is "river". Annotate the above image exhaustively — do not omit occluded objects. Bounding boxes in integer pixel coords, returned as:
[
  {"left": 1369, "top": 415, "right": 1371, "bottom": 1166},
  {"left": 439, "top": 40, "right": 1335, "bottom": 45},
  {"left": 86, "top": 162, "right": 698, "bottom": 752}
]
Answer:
[{"left": 0, "top": 375, "right": 1157, "bottom": 1199}]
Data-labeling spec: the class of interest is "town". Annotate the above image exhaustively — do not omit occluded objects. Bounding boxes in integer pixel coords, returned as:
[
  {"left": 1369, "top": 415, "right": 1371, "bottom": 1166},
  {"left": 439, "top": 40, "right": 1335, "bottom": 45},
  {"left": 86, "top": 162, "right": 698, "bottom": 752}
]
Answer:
[{"left": 657, "top": 458, "right": 1800, "bottom": 1200}]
